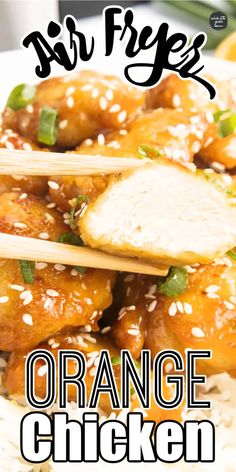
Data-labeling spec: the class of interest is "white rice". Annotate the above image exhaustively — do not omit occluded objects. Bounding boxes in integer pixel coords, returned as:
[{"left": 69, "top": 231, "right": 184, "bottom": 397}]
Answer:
[{"left": 0, "top": 372, "right": 235, "bottom": 472}]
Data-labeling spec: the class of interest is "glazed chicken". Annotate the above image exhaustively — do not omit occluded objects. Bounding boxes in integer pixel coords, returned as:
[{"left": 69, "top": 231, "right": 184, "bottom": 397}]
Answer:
[
  {"left": 112, "top": 256, "right": 236, "bottom": 376},
  {"left": 0, "top": 192, "right": 115, "bottom": 350},
  {"left": 2, "top": 71, "right": 144, "bottom": 149}
]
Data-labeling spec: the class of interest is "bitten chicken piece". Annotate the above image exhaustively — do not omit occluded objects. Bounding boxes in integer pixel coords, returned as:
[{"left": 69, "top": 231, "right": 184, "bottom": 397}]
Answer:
[
  {"left": 4, "top": 332, "right": 182, "bottom": 421},
  {"left": 80, "top": 159, "right": 236, "bottom": 266},
  {"left": 0, "top": 129, "right": 47, "bottom": 195},
  {"left": 0, "top": 192, "right": 115, "bottom": 350},
  {"left": 2, "top": 71, "right": 144, "bottom": 149},
  {"left": 112, "top": 258, "right": 236, "bottom": 376},
  {"left": 49, "top": 109, "right": 216, "bottom": 211},
  {"left": 146, "top": 73, "right": 236, "bottom": 114}
]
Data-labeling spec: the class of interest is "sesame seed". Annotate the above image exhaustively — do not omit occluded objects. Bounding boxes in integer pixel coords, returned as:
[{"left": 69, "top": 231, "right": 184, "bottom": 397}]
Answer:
[
  {"left": 5, "top": 140, "right": 14, "bottom": 149},
  {"left": 230, "top": 296, "right": 236, "bottom": 304},
  {"left": 211, "top": 161, "right": 225, "bottom": 173},
  {"left": 97, "top": 133, "right": 105, "bottom": 146},
  {"left": 101, "top": 326, "right": 111, "bottom": 334},
  {"left": 0, "top": 296, "right": 9, "bottom": 304},
  {"left": 109, "top": 104, "right": 121, "bottom": 113},
  {"left": 173, "top": 94, "right": 181, "bottom": 107},
  {"left": 38, "top": 365, "right": 48, "bottom": 377},
  {"left": 22, "top": 314, "right": 33, "bottom": 326},
  {"left": 65, "top": 86, "right": 75, "bottom": 96},
  {"left": 168, "top": 302, "right": 177, "bottom": 317},
  {"left": 124, "top": 274, "right": 134, "bottom": 282},
  {"left": 147, "top": 300, "right": 157, "bottom": 312},
  {"left": 184, "top": 302, "right": 192, "bottom": 314},
  {"left": 91, "top": 88, "right": 99, "bottom": 98},
  {"left": 81, "top": 84, "right": 93, "bottom": 91},
  {"left": 99, "top": 97, "right": 108, "bottom": 110},
  {"left": 45, "top": 213, "right": 55, "bottom": 224},
  {"left": 207, "top": 292, "right": 219, "bottom": 299},
  {"left": 191, "top": 141, "right": 201, "bottom": 154},
  {"left": 107, "top": 140, "right": 120, "bottom": 149},
  {"left": 19, "top": 193, "right": 27, "bottom": 200},
  {"left": 126, "top": 305, "right": 136, "bottom": 311},
  {"left": 48, "top": 181, "right": 59, "bottom": 190},
  {"left": 67, "top": 96, "right": 74, "bottom": 108},
  {"left": 54, "top": 264, "right": 66, "bottom": 272},
  {"left": 176, "top": 301, "right": 184, "bottom": 313},
  {"left": 206, "top": 111, "right": 214, "bottom": 123},
  {"left": 119, "top": 129, "right": 128, "bottom": 135},
  {"left": 22, "top": 142, "right": 32, "bottom": 151},
  {"left": 223, "top": 301, "right": 235, "bottom": 310},
  {"left": 51, "top": 342, "right": 60, "bottom": 349},
  {"left": 13, "top": 222, "right": 27, "bottom": 229},
  {"left": 89, "top": 367, "right": 97, "bottom": 376},
  {"left": 46, "top": 289, "right": 59, "bottom": 297},
  {"left": 105, "top": 89, "right": 114, "bottom": 100},
  {"left": 20, "top": 290, "right": 33, "bottom": 306},
  {"left": 117, "top": 110, "right": 127, "bottom": 123},
  {"left": 127, "top": 328, "right": 139, "bottom": 335},
  {"left": 71, "top": 269, "right": 78, "bottom": 276},
  {"left": 10, "top": 284, "right": 24, "bottom": 291},
  {"left": 26, "top": 104, "right": 33, "bottom": 113},
  {"left": 59, "top": 119, "right": 68, "bottom": 130},
  {"left": 205, "top": 285, "right": 219, "bottom": 293},
  {"left": 35, "top": 262, "right": 47, "bottom": 270},
  {"left": 44, "top": 299, "right": 51, "bottom": 310},
  {"left": 191, "top": 327, "right": 205, "bottom": 338},
  {"left": 84, "top": 138, "right": 93, "bottom": 146},
  {"left": 39, "top": 232, "right": 49, "bottom": 240}
]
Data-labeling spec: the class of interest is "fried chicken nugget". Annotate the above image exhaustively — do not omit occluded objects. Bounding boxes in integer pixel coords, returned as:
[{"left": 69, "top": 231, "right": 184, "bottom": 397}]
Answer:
[
  {"left": 2, "top": 71, "right": 144, "bottom": 149},
  {"left": 0, "top": 192, "right": 115, "bottom": 350},
  {"left": 112, "top": 258, "right": 236, "bottom": 376}
]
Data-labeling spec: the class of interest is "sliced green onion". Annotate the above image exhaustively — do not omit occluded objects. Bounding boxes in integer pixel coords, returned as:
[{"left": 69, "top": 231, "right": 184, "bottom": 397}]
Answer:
[
  {"left": 137, "top": 145, "right": 160, "bottom": 159},
  {"left": 58, "top": 232, "right": 84, "bottom": 246},
  {"left": 73, "top": 265, "right": 87, "bottom": 274},
  {"left": 69, "top": 195, "right": 89, "bottom": 230},
  {"left": 227, "top": 248, "right": 236, "bottom": 261},
  {"left": 213, "top": 109, "right": 236, "bottom": 137},
  {"left": 7, "top": 83, "right": 36, "bottom": 111},
  {"left": 38, "top": 107, "right": 58, "bottom": 145},
  {"left": 156, "top": 266, "right": 188, "bottom": 297},
  {"left": 19, "top": 260, "right": 35, "bottom": 284},
  {"left": 111, "top": 356, "right": 121, "bottom": 366}
]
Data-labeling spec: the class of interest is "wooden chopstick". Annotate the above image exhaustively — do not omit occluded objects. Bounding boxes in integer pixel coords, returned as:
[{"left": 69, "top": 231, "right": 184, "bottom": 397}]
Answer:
[
  {"left": 0, "top": 233, "right": 168, "bottom": 276},
  {"left": 0, "top": 149, "right": 149, "bottom": 175}
]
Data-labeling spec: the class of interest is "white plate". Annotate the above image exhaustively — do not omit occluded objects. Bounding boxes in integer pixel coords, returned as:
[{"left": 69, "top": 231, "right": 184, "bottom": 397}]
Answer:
[{"left": 0, "top": 48, "right": 236, "bottom": 112}]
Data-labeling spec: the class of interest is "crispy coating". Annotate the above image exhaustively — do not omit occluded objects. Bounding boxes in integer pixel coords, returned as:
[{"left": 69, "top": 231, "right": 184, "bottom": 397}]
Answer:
[
  {"left": 146, "top": 73, "right": 236, "bottom": 113},
  {"left": 0, "top": 192, "right": 116, "bottom": 350},
  {"left": 0, "top": 129, "right": 47, "bottom": 195},
  {"left": 112, "top": 259, "right": 236, "bottom": 375},
  {"left": 198, "top": 134, "right": 236, "bottom": 170},
  {"left": 4, "top": 332, "right": 182, "bottom": 421},
  {"left": 49, "top": 109, "right": 215, "bottom": 211},
  {"left": 2, "top": 71, "right": 144, "bottom": 149}
]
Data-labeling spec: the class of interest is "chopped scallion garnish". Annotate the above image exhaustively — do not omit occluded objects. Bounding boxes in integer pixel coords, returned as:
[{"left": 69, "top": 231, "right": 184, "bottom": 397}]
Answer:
[
  {"left": 69, "top": 195, "right": 89, "bottom": 230},
  {"left": 7, "top": 83, "right": 36, "bottom": 110},
  {"left": 111, "top": 356, "right": 121, "bottom": 366},
  {"left": 73, "top": 265, "right": 87, "bottom": 274},
  {"left": 19, "top": 260, "right": 35, "bottom": 284},
  {"left": 137, "top": 144, "right": 160, "bottom": 159},
  {"left": 38, "top": 107, "right": 58, "bottom": 145},
  {"left": 156, "top": 266, "right": 188, "bottom": 297},
  {"left": 58, "top": 232, "right": 84, "bottom": 246},
  {"left": 213, "top": 109, "right": 236, "bottom": 137},
  {"left": 227, "top": 248, "right": 236, "bottom": 261}
]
